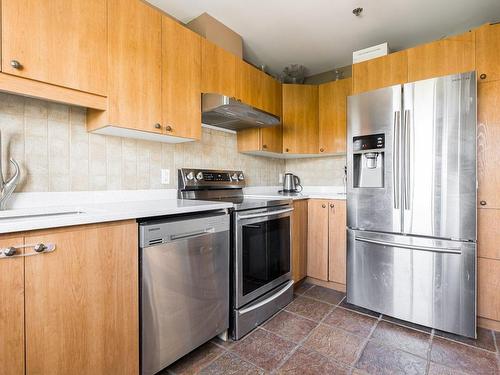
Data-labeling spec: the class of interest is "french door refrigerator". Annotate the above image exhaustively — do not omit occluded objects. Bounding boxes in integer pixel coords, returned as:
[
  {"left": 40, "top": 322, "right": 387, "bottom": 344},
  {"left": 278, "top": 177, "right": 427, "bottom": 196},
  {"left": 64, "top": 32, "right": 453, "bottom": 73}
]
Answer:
[{"left": 346, "top": 71, "right": 477, "bottom": 338}]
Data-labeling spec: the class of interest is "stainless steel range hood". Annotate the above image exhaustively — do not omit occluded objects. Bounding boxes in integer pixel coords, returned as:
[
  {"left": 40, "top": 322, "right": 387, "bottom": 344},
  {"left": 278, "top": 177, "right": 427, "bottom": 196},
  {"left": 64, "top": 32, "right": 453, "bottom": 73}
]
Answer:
[{"left": 201, "top": 93, "right": 280, "bottom": 131}]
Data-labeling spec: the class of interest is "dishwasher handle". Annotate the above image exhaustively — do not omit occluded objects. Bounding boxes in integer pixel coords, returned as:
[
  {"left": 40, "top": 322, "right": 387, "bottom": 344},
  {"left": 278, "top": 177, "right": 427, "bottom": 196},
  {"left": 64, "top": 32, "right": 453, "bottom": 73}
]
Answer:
[{"left": 170, "top": 228, "right": 215, "bottom": 241}]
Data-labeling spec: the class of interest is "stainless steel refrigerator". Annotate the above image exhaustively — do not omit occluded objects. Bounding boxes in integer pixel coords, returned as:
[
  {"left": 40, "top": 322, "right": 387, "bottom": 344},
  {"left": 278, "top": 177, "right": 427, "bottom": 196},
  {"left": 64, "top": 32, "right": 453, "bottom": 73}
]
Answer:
[{"left": 346, "top": 71, "right": 477, "bottom": 338}]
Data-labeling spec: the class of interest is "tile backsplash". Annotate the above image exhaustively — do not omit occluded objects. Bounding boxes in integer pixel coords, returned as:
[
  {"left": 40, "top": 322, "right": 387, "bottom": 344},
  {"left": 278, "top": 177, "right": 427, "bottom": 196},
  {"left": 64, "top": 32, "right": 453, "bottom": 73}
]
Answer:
[{"left": 0, "top": 92, "right": 346, "bottom": 192}]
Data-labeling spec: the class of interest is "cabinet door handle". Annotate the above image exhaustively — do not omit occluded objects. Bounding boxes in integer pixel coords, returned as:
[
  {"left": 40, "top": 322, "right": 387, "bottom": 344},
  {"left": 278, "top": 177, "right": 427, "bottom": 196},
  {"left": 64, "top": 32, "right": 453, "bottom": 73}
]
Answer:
[
  {"left": 320, "top": 148, "right": 324, "bottom": 152},
  {"left": 10, "top": 60, "right": 22, "bottom": 69},
  {"left": 479, "top": 73, "right": 487, "bottom": 80},
  {"left": 479, "top": 200, "right": 487, "bottom": 206},
  {"left": 262, "top": 144, "right": 268, "bottom": 149},
  {"left": 321, "top": 204, "right": 326, "bottom": 208},
  {"left": 154, "top": 123, "right": 161, "bottom": 130},
  {"left": 330, "top": 203, "right": 334, "bottom": 208},
  {"left": 0, "top": 243, "right": 56, "bottom": 259},
  {"left": 165, "top": 125, "right": 173, "bottom": 132}
]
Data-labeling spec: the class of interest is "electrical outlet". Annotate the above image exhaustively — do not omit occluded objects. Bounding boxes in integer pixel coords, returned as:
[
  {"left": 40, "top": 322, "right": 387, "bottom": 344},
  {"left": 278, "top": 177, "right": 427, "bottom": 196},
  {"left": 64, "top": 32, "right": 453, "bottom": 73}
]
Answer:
[
  {"left": 278, "top": 173, "right": 284, "bottom": 184},
  {"left": 161, "top": 169, "right": 170, "bottom": 185}
]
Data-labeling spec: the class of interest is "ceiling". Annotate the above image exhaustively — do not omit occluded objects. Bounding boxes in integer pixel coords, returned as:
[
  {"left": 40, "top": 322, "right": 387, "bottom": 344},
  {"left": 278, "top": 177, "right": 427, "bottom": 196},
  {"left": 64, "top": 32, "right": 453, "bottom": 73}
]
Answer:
[{"left": 147, "top": 0, "right": 500, "bottom": 76}]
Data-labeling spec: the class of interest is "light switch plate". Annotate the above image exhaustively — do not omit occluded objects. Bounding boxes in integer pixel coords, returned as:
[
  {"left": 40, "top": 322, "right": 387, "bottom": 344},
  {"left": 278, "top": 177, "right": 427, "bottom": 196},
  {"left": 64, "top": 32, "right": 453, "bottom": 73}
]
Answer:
[{"left": 161, "top": 169, "right": 170, "bottom": 185}]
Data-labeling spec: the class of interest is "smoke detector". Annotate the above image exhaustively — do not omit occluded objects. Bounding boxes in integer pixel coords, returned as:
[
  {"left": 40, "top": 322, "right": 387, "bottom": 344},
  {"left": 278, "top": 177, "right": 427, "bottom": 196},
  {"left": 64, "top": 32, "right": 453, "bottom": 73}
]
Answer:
[{"left": 352, "top": 7, "right": 363, "bottom": 16}]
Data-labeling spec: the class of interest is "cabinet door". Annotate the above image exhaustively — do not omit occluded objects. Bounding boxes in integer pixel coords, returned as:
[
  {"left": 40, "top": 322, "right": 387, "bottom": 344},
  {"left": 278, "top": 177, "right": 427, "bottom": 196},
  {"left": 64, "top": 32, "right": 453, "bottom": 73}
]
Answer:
[
  {"left": 0, "top": 236, "right": 24, "bottom": 375},
  {"left": 307, "top": 199, "right": 329, "bottom": 281},
  {"left": 201, "top": 39, "right": 237, "bottom": 97},
  {"left": 319, "top": 78, "right": 351, "bottom": 154},
  {"left": 478, "top": 257, "right": 500, "bottom": 321},
  {"left": 477, "top": 80, "right": 500, "bottom": 209},
  {"left": 235, "top": 60, "right": 264, "bottom": 109},
  {"left": 261, "top": 125, "right": 283, "bottom": 153},
  {"left": 352, "top": 51, "right": 407, "bottom": 94},
  {"left": 1, "top": 0, "right": 107, "bottom": 95},
  {"left": 25, "top": 222, "right": 139, "bottom": 375},
  {"left": 262, "top": 73, "right": 282, "bottom": 116},
  {"left": 407, "top": 31, "right": 475, "bottom": 82},
  {"left": 282, "top": 84, "right": 319, "bottom": 154},
  {"left": 476, "top": 23, "right": 500, "bottom": 83},
  {"left": 292, "top": 199, "right": 308, "bottom": 282},
  {"left": 478, "top": 209, "right": 500, "bottom": 260},
  {"left": 328, "top": 200, "right": 346, "bottom": 285},
  {"left": 107, "top": 0, "right": 162, "bottom": 133},
  {"left": 162, "top": 16, "right": 202, "bottom": 140}
]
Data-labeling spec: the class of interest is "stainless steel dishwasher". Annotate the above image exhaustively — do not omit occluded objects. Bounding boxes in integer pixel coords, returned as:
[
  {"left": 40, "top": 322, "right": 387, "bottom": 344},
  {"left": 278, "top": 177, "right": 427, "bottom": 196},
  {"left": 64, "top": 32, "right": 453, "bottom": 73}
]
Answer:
[{"left": 139, "top": 210, "right": 230, "bottom": 375}]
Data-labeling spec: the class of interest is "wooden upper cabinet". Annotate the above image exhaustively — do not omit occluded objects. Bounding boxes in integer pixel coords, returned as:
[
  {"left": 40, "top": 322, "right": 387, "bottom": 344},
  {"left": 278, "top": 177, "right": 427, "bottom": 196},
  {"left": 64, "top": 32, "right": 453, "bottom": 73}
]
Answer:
[
  {"left": 282, "top": 84, "right": 319, "bottom": 154},
  {"left": 407, "top": 31, "right": 475, "bottom": 82},
  {"left": 162, "top": 16, "right": 202, "bottom": 140},
  {"left": 318, "top": 78, "right": 351, "bottom": 154},
  {"left": 307, "top": 199, "right": 329, "bottom": 281},
  {"left": 201, "top": 39, "right": 237, "bottom": 97},
  {"left": 0, "top": 236, "right": 24, "bottom": 375},
  {"left": 88, "top": 0, "right": 162, "bottom": 134},
  {"left": 476, "top": 23, "right": 500, "bottom": 83},
  {"left": 24, "top": 222, "right": 139, "bottom": 375},
  {"left": 261, "top": 73, "right": 282, "bottom": 117},
  {"left": 1, "top": 0, "right": 107, "bottom": 95},
  {"left": 352, "top": 51, "right": 408, "bottom": 94},
  {"left": 477, "top": 80, "right": 500, "bottom": 209},
  {"left": 328, "top": 200, "right": 346, "bottom": 285}
]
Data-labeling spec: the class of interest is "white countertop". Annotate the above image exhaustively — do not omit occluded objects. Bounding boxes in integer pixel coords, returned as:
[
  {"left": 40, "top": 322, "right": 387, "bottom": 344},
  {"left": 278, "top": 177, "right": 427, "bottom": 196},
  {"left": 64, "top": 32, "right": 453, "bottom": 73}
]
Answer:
[
  {"left": 0, "top": 186, "right": 346, "bottom": 234},
  {"left": 0, "top": 190, "right": 232, "bottom": 234},
  {"left": 244, "top": 186, "right": 347, "bottom": 201}
]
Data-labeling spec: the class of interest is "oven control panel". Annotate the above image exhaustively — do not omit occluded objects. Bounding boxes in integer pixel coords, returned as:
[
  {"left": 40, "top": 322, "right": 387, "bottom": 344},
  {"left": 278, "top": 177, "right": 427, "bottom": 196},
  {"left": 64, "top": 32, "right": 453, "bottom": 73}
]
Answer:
[{"left": 179, "top": 168, "right": 245, "bottom": 189}]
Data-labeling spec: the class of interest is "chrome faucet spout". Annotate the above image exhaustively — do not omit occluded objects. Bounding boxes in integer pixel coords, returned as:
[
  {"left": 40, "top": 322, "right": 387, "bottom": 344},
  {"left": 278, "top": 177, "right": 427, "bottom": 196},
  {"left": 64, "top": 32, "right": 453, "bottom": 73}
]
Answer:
[{"left": 0, "top": 130, "right": 21, "bottom": 210}]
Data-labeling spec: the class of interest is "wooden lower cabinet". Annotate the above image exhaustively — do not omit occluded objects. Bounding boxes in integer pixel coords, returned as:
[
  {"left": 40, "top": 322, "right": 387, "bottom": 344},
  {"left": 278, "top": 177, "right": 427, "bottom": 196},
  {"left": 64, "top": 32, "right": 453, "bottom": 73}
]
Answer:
[
  {"left": 328, "top": 200, "right": 346, "bottom": 285},
  {"left": 307, "top": 199, "right": 346, "bottom": 284},
  {"left": 291, "top": 199, "right": 308, "bottom": 282},
  {"left": 0, "top": 236, "right": 25, "bottom": 375},
  {"left": 307, "top": 200, "right": 329, "bottom": 280},
  {"left": 478, "top": 257, "right": 500, "bottom": 322},
  {"left": 0, "top": 221, "right": 138, "bottom": 375}
]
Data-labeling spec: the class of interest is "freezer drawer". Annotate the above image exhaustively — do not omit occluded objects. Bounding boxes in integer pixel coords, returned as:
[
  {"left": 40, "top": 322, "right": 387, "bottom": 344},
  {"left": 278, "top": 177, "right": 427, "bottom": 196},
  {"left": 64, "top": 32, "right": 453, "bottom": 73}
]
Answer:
[{"left": 347, "top": 229, "right": 476, "bottom": 337}]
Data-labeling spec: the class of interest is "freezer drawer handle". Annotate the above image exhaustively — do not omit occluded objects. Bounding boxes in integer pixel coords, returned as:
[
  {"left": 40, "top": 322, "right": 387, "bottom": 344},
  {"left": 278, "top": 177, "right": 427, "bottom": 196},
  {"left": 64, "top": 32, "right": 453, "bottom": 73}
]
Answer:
[
  {"left": 170, "top": 228, "right": 215, "bottom": 241},
  {"left": 239, "top": 280, "right": 294, "bottom": 315},
  {"left": 355, "top": 236, "right": 462, "bottom": 254},
  {"left": 238, "top": 207, "right": 293, "bottom": 220}
]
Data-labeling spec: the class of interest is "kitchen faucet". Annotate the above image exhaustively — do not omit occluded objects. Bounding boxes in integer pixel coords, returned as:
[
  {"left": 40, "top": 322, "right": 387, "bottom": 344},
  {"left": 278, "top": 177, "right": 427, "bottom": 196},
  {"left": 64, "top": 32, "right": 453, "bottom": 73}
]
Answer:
[{"left": 0, "top": 131, "right": 20, "bottom": 210}]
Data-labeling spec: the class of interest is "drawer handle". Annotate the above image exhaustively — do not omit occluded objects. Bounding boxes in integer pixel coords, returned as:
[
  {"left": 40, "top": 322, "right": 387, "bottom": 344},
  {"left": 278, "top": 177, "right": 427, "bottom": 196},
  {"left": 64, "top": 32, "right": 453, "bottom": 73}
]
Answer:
[
  {"left": 10, "top": 60, "right": 22, "bottom": 70},
  {"left": 0, "top": 243, "right": 56, "bottom": 259},
  {"left": 479, "top": 73, "right": 487, "bottom": 80}
]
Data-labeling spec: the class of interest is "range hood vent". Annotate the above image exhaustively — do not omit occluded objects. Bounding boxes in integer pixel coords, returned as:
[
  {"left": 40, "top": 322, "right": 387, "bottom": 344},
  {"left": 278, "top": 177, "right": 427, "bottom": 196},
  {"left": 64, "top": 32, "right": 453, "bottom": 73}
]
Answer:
[{"left": 201, "top": 93, "right": 280, "bottom": 131}]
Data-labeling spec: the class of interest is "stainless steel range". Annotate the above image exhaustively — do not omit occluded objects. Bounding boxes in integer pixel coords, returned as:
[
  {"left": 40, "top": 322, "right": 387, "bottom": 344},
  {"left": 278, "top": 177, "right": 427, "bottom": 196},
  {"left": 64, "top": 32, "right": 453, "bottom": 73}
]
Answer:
[{"left": 178, "top": 168, "right": 294, "bottom": 340}]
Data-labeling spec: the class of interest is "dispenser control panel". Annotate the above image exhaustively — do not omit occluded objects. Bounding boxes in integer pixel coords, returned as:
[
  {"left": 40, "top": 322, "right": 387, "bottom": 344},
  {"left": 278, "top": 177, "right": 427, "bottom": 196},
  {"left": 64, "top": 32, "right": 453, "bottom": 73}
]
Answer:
[{"left": 353, "top": 133, "right": 385, "bottom": 151}]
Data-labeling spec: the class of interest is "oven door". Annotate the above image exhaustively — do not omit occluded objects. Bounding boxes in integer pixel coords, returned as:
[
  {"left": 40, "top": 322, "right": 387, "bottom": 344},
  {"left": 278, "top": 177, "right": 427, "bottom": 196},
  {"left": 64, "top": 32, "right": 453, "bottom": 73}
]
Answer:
[{"left": 234, "top": 205, "right": 293, "bottom": 308}]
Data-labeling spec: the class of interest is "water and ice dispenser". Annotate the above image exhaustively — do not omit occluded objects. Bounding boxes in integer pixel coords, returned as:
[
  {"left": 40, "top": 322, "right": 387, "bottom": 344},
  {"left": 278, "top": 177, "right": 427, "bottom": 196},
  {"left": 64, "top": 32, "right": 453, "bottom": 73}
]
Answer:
[{"left": 352, "top": 134, "right": 385, "bottom": 188}]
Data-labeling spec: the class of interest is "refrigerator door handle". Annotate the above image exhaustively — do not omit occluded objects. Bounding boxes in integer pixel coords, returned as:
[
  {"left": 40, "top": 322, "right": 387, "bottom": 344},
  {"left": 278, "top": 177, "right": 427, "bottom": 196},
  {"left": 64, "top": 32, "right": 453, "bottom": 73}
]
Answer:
[
  {"left": 355, "top": 236, "right": 462, "bottom": 254},
  {"left": 393, "top": 111, "right": 401, "bottom": 209},
  {"left": 404, "top": 109, "right": 411, "bottom": 210}
]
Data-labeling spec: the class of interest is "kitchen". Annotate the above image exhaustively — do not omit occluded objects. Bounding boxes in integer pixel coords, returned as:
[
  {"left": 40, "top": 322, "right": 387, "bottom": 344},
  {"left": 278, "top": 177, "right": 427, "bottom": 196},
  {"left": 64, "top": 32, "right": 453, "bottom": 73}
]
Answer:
[{"left": 0, "top": 0, "right": 499, "bottom": 374}]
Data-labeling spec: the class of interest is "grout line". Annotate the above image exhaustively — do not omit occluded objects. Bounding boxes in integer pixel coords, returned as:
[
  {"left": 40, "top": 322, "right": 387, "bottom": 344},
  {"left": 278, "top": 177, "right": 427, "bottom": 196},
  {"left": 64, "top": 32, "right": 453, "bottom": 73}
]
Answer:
[
  {"left": 425, "top": 329, "right": 435, "bottom": 375},
  {"left": 351, "top": 312, "right": 382, "bottom": 371},
  {"left": 493, "top": 329, "right": 499, "bottom": 353}
]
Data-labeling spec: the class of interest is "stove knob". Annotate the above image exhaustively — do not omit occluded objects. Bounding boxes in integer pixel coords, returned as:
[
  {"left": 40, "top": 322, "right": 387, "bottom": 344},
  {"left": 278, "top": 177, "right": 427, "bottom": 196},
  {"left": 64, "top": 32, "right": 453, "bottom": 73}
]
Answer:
[
  {"left": 232, "top": 173, "right": 238, "bottom": 181},
  {"left": 238, "top": 173, "right": 244, "bottom": 181},
  {"left": 186, "top": 172, "right": 194, "bottom": 180},
  {"left": 196, "top": 172, "right": 203, "bottom": 180}
]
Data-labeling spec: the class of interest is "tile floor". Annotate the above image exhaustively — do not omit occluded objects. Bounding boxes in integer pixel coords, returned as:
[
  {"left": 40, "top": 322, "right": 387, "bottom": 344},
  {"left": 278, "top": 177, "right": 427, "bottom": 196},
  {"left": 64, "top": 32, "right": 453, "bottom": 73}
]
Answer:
[{"left": 162, "top": 283, "right": 500, "bottom": 375}]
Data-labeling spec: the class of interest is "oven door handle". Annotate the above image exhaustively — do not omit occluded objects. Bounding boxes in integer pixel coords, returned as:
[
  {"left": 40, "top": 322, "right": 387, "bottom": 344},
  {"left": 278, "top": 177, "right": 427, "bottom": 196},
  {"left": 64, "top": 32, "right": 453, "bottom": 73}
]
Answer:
[
  {"left": 238, "top": 280, "right": 294, "bottom": 315},
  {"left": 237, "top": 207, "right": 293, "bottom": 220}
]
